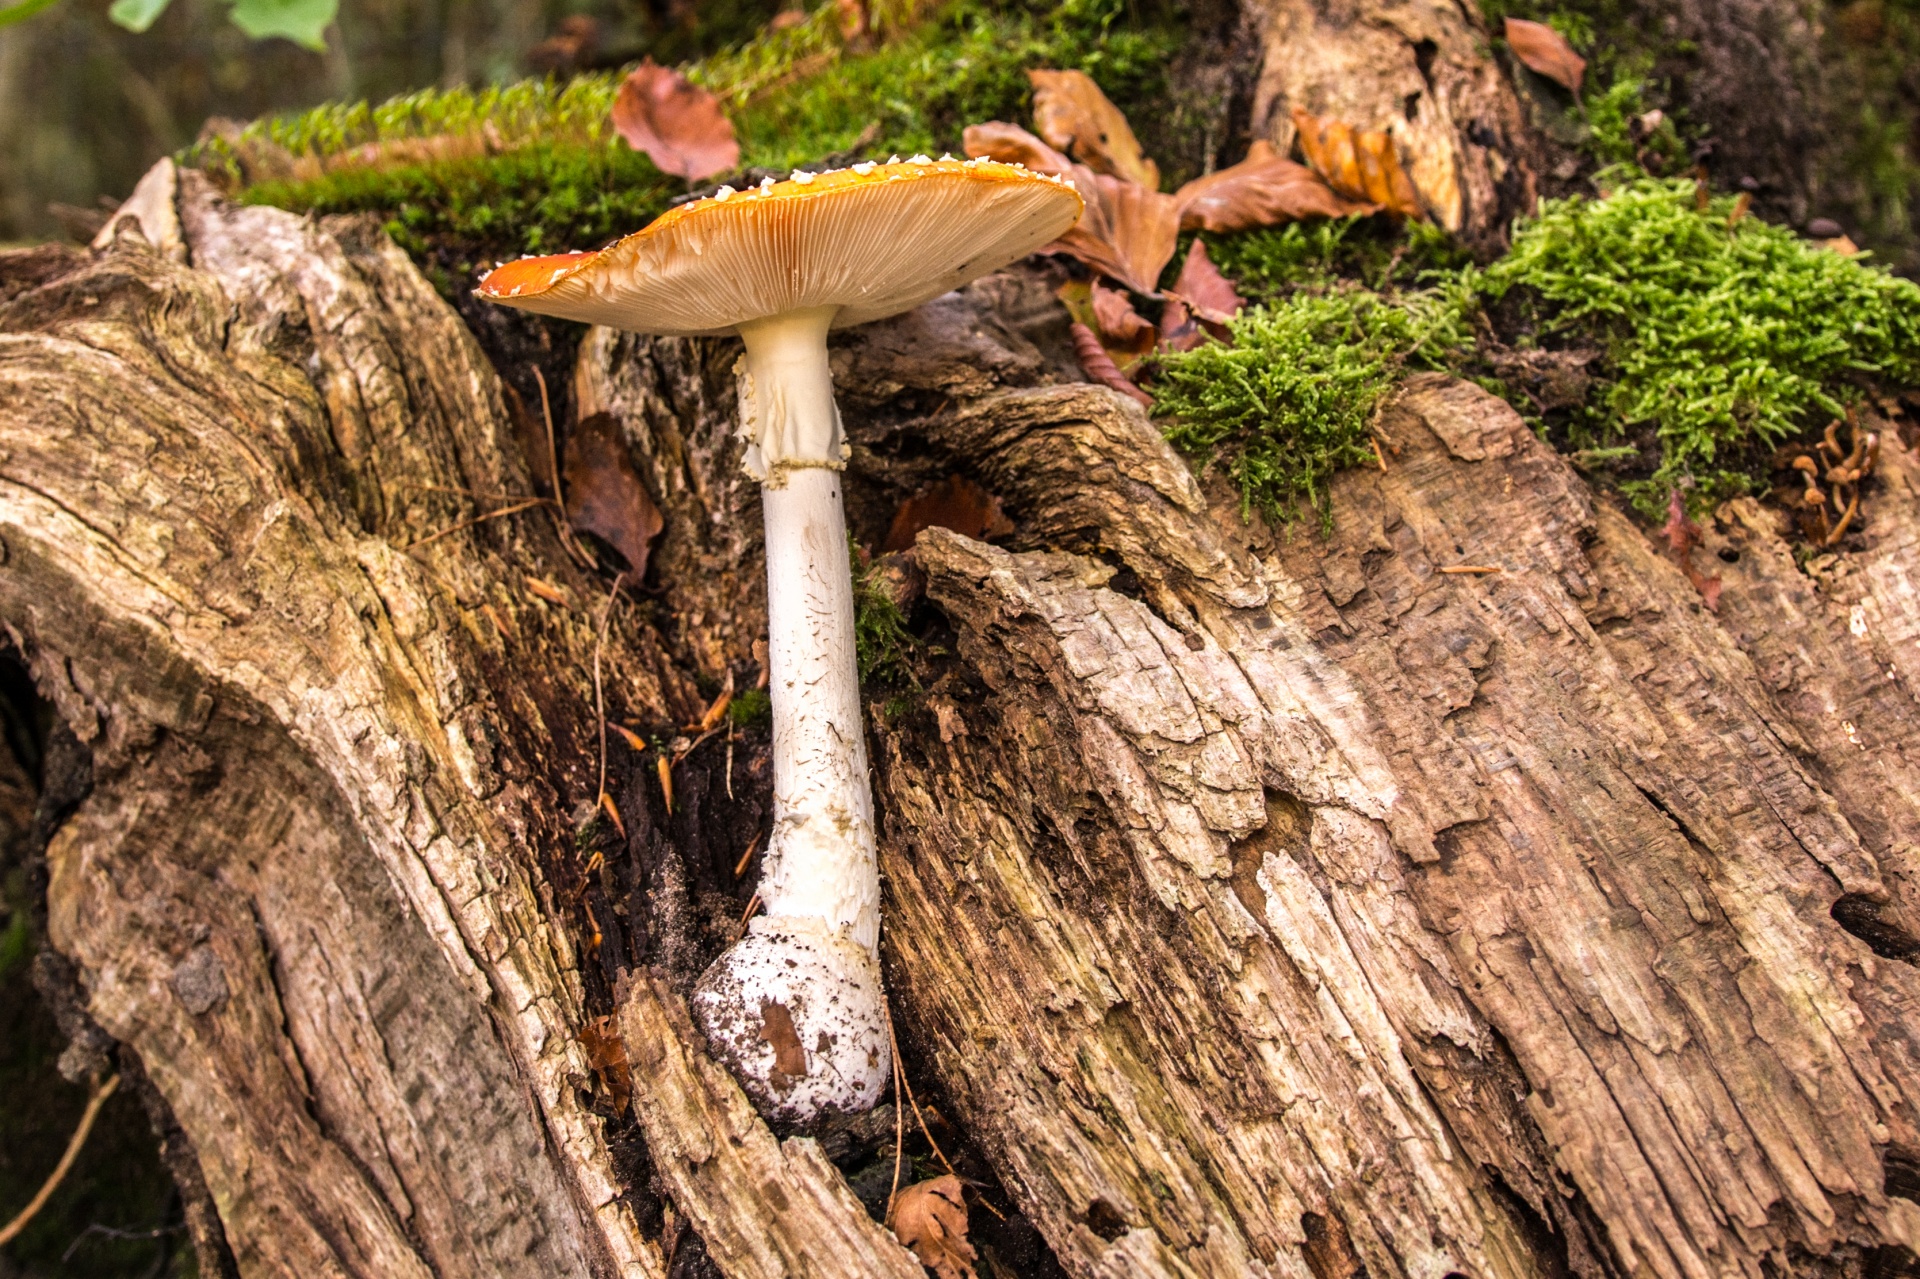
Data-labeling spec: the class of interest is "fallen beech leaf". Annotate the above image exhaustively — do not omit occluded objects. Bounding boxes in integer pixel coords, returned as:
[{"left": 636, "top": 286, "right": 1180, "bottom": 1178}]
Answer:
[
  {"left": 961, "top": 120, "right": 1075, "bottom": 175},
  {"left": 1820, "top": 234, "right": 1861, "bottom": 256},
  {"left": 564, "top": 413, "right": 665, "bottom": 578},
  {"left": 1661, "top": 489, "right": 1722, "bottom": 612},
  {"left": 1503, "top": 18, "right": 1586, "bottom": 95},
  {"left": 1090, "top": 278, "right": 1155, "bottom": 345},
  {"left": 1291, "top": 109, "right": 1423, "bottom": 218},
  {"left": 1058, "top": 280, "right": 1155, "bottom": 369},
  {"left": 1061, "top": 173, "right": 1182, "bottom": 294},
  {"left": 1174, "top": 140, "right": 1375, "bottom": 232},
  {"left": 611, "top": 60, "right": 740, "bottom": 183},
  {"left": 1071, "top": 322, "right": 1153, "bottom": 407},
  {"left": 1168, "top": 238, "right": 1242, "bottom": 326},
  {"left": 580, "top": 1015, "right": 633, "bottom": 1115},
  {"left": 883, "top": 475, "right": 1016, "bottom": 552},
  {"left": 1159, "top": 297, "right": 1204, "bottom": 352},
  {"left": 890, "top": 1176, "right": 977, "bottom": 1279},
  {"left": 1028, "top": 68, "right": 1160, "bottom": 190},
  {"left": 963, "top": 123, "right": 1178, "bottom": 293},
  {"left": 758, "top": 1000, "right": 808, "bottom": 1090}
]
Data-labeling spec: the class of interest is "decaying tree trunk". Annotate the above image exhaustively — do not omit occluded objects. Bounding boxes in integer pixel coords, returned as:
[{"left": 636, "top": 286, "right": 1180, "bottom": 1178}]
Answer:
[{"left": 8, "top": 15, "right": 1920, "bottom": 1278}]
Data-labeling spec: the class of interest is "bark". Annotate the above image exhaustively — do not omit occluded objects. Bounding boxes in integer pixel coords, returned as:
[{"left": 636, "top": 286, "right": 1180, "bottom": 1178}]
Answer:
[
  {"left": 6, "top": 36, "right": 1920, "bottom": 1279},
  {"left": 1238, "top": 0, "right": 1540, "bottom": 244}
]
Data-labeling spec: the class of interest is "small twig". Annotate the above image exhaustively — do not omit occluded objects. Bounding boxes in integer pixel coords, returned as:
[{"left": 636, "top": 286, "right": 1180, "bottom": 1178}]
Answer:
[
  {"left": 0, "top": 1074, "right": 120, "bottom": 1248},
  {"left": 732, "top": 832, "right": 761, "bottom": 879},
  {"left": 1440, "top": 565, "right": 1503, "bottom": 575},
  {"left": 403, "top": 498, "right": 547, "bottom": 551},
  {"left": 1370, "top": 436, "right": 1390, "bottom": 473},
  {"left": 726, "top": 721, "right": 735, "bottom": 800},
  {"left": 62, "top": 1220, "right": 180, "bottom": 1264},
  {"left": 886, "top": 1003, "right": 907, "bottom": 1222},
  {"left": 883, "top": 1000, "right": 955, "bottom": 1177},
  {"left": 532, "top": 366, "right": 592, "bottom": 567},
  {"left": 593, "top": 572, "right": 627, "bottom": 809},
  {"left": 737, "top": 892, "right": 762, "bottom": 929}
]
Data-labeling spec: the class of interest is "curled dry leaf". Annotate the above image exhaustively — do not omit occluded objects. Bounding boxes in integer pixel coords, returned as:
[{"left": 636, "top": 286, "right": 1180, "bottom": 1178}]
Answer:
[
  {"left": 961, "top": 120, "right": 1074, "bottom": 175},
  {"left": 883, "top": 475, "right": 1015, "bottom": 553},
  {"left": 1291, "top": 109, "right": 1423, "bottom": 219},
  {"left": 564, "top": 413, "right": 665, "bottom": 578},
  {"left": 889, "top": 1175, "right": 977, "bottom": 1279},
  {"left": 963, "top": 122, "right": 1178, "bottom": 294},
  {"left": 611, "top": 59, "right": 741, "bottom": 183},
  {"left": 1174, "top": 140, "right": 1375, "bottom": 232},
  {"left": 1028, "top": 68, "right": 1161, "bottom": 190},
  {"left": 1070, "top": 322, "right": 1153, "bottom": 407},
  {"left": 1503, "top": 18, "right": 1586, "bottom": 95},
  {"left": 1168, "top": 238, "right": 1242, "bottom": 325},
  {"left": 1089, "top": 278, "right": 1155, "bottom": 345},
  {"left": 579, "top": 1015, "right": 633, "bottom": 1115},
  {"left": 1058, "top": 279, "right": 1154, "bottom": 369}
]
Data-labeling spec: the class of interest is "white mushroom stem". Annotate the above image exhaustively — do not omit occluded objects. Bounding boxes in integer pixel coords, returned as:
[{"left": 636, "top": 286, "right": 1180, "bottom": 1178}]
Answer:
[
  {"left": 758, "top": 472, "right": 879, "bottom": 946},
  {"left": 690, "top": 305, "right": 890, "bottom": 1121}
]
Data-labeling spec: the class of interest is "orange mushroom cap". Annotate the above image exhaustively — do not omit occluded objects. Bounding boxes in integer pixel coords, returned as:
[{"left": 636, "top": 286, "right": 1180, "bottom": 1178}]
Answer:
[{"left": 475, "top": 157, "right": 1083, "bottom": 336}]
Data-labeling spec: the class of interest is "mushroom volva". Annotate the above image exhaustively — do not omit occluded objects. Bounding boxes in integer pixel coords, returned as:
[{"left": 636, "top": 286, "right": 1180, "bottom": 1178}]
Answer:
[{"left": 478, "top": 157, "right": 1083, "bottom": 1120}]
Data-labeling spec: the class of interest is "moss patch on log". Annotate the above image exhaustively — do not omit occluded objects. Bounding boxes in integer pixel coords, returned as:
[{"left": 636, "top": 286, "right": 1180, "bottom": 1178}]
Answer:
[
  {"left": 1162, "top": 177, "right": 1920, "bottom": 528},
  {"left": 219, "top": 0, "right": 1183, "bottom": 269}
]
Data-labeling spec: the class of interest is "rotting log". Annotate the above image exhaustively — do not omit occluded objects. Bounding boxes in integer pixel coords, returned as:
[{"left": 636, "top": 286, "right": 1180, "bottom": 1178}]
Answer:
[
  {"left": 1237, "top": 0, "right": 1541, "bottom": 245},
  {"left": 9, "top": 133, "right": 1920, "bottom": 1279}
]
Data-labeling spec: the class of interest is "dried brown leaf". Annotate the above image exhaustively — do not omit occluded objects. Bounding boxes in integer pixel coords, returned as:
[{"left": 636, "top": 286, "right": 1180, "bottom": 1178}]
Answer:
[
  {"left": 1027, "top": 68, "right": 1160, "bottom": 190},
  {"left": 890, "top": 1176, "right": 977, "bottom": 1279},
  {"left": 883, "top": 475, "right": 1015, "bottom": 553},
  {"left": 610, "top": 722, "right": 649, "bottom": 753},
  {"left": 961, "top": 120, "right": 1075, "bottom": 175},
  {"left": 965, "top": 123, "right": 1178, "bottom": 293},
  {"left": 579, "top": 1015, "right": 633, "bottom": 1115},
  {"left": 1174, "top": 140, "right": 1374, "bottom": 232},
  {"left": 564, "top": 413, "right": 664, "bottom": 578},
  {"left": 1158, "top": 298, "right": 1203, "bottom": 352},
  {"left": 1061, "top": 173, "right": 1182, "bottom": 294},
  {"left": 1089, "top": 278, "right": 1155, "bottom": 345},
  {"left": 1291, "top": 109, "right": 1423, "bottom": 218},
  {"left": 1503, "top": 18, "right": 1586, "bottom": 94},
  {"left": 611, "top": 60, "right": 740, "bottom": 183},
  {"left": 1070, "top": 322, "right": 1153, "bottom": 407},
  {"left": 1169, "top": 238, "right": 1242, "bottom": 325}
]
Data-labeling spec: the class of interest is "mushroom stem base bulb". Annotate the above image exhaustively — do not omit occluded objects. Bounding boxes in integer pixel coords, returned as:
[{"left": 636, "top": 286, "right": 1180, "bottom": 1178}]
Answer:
[{"left": 690, "top": 915, "right": 890, "bottom": 1122}]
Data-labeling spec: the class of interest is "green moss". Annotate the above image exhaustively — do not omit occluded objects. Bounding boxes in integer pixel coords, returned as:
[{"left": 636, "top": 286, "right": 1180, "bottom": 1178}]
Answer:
[
  {"left": 1153, "top": 281, "right": 1473, "bottom": 527},
  {"left": 728, "top": 687, "right": 772, "bottom": 727},
  {"left": 1481, "top": 175, "right": 1920, "bottom": 514},
  {"left": 1199, "top": 217, "right": 1470, "bottom": 305},
  {"left": 851, "top": 538, "right": 917, "bottom": 686},
  {"left": 227, "top": 0, "right": 1181, "bottom": 265}
]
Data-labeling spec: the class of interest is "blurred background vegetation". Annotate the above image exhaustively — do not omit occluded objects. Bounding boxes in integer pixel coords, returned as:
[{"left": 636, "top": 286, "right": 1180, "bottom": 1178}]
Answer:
[{"left": 0, "top": 0, "right": 788, "bottom": 242}]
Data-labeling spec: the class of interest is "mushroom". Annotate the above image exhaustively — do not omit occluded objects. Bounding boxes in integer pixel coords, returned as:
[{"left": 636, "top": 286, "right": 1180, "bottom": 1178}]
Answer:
[{"left": 476, "top": 157, "right": 1082, "bottom": 1119}]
